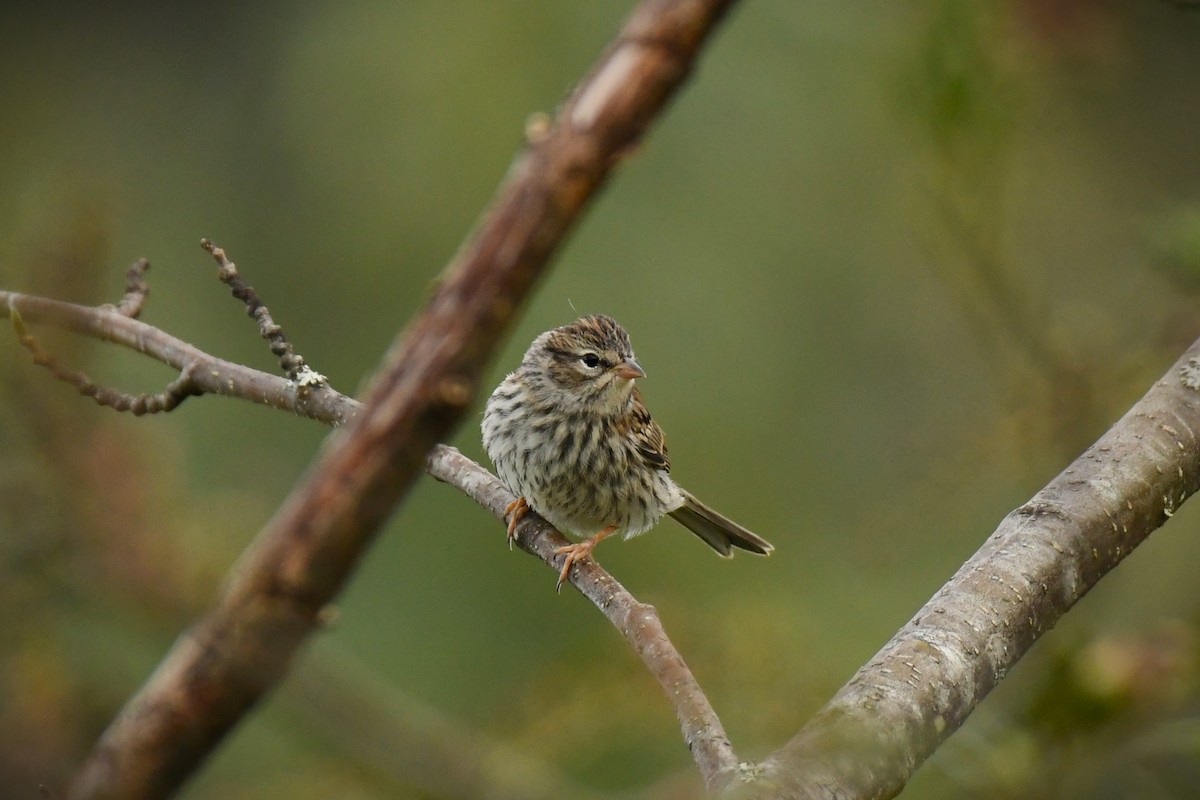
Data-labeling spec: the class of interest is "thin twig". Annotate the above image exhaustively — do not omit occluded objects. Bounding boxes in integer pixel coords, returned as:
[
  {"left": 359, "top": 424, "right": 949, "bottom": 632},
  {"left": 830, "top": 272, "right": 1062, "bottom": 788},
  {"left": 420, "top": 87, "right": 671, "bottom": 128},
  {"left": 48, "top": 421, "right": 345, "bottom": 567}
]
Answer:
[
  {"left": 111, "top": 258, "right": 150, "bottom": 318},
  {"left": 2, "top": 290, "right": 355, "bottom": 426},
  {"left": 200, "top": 238, "right": 324, "bottom": 386},
  {"left": 10, "top": 302, "right": 200, "bottom": 415}
]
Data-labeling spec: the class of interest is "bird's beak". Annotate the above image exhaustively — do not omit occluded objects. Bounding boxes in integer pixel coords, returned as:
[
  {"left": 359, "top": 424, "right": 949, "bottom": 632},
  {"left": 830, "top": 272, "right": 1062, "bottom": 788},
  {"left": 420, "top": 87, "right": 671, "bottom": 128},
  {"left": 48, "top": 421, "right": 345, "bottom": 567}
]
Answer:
[{"left": 614, "top": 358, "right": 646, "bottom": 380}]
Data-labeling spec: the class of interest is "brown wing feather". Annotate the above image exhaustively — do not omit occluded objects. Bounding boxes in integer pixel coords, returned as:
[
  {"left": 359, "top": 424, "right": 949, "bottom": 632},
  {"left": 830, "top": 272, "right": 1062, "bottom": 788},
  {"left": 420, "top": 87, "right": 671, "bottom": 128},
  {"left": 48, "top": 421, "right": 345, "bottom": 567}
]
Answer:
[{"left": 624, "top": 386, "right": 670, "bottom": 471}]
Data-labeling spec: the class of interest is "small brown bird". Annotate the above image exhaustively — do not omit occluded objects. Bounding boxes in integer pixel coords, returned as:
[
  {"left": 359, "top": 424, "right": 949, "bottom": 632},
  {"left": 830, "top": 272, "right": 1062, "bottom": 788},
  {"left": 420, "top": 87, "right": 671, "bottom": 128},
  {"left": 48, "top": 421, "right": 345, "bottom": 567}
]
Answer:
[{"left": 482, "top": 315, "right": 772, "bottom": 589}]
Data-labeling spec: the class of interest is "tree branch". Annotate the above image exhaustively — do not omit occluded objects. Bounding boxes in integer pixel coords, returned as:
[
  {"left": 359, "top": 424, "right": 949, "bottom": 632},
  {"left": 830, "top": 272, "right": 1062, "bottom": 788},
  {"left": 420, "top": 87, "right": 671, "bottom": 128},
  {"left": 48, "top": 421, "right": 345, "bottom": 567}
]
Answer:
[
  {"left": 4, "top": 281, "right": 738, "bottom": 794},
  {"left": 426, "top": 446, "right": 740, "bottom": 787},
  {"left": 729, "top": 340, "right": 1200, "bottom": 798},
  {"left": 3, "top": 289, "right": 354, "bottom": 425},
  {"left": 1, "top": 278, "right": 737, "bottom": 791},
  {"left": 25, "top": 1, "right": 744, "bottom": 797}
]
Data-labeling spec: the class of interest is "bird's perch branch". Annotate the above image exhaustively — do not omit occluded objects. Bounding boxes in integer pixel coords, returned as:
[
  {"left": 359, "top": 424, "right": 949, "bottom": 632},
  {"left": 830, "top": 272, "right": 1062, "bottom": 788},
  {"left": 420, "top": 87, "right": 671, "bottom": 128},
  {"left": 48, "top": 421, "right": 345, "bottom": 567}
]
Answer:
[
  {"left": 25, "top": 0, "right": 743, "bottom": 797},
  {"left": 425, "top": 446, "right": 739, "bottom": 783},
  {"left": 729, "top": 342, "right": 1200, "bottom": 798},
  {"left": 1, "top": 273, "right": 734, "bottom": 793}
]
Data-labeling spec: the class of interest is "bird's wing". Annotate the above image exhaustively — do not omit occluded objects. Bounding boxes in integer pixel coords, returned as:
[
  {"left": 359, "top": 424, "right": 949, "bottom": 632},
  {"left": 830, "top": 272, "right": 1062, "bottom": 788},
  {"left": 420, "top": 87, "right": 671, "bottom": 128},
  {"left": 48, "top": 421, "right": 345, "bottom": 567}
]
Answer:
[{"left": 626, "top": 387, "right": 670, "bottom": 472}]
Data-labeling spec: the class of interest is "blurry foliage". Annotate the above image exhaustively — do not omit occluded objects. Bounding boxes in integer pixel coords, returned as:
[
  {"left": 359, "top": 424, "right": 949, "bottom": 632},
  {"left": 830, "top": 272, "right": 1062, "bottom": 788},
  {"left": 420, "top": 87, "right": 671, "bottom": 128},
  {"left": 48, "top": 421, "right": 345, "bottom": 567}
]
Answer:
[
  {"left": 898, "top": 0, "right": 1106, "bottom": 461},
  {"left": 1151, "top": 205, "right": 1200, "bottom": 293},
  {"left": 903, "top": 1, "right": 1016, "bottom": 171},
  {"left": 2, "top": 1, "right": 1200, "bottom": 798}
]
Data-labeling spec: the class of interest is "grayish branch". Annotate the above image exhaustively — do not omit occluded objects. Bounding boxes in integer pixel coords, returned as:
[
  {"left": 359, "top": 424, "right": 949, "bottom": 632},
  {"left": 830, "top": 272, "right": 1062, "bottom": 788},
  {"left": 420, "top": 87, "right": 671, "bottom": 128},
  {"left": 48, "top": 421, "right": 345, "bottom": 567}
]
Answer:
[
  {"left": 200, "top": 238, "right": 322, "bottom": 385},
  {"left": 1, "top": 280, "right": 735, "bottom": 793},
  {"left": 729, "top": 341, "right": 1200, "bottom": 799}
]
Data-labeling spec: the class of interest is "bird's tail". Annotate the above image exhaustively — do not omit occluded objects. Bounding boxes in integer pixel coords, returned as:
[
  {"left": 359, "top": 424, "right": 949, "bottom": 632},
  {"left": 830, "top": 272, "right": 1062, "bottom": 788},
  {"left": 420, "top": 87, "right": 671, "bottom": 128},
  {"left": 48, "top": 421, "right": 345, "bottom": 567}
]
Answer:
[{"left": 669, "top": 490, "right": 774, "bottom": 557}]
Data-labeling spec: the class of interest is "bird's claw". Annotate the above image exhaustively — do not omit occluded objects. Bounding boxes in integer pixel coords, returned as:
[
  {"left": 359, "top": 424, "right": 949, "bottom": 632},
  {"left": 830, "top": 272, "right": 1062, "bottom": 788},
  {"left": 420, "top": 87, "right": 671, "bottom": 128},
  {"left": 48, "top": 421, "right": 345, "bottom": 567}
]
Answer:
[
  {"left": 552, "top": 525, "right": 617, "bottom": 592},
  {"left": 504, "top": 497, "right": 529, "bottom": 550},
  {"left": 553, "top": 540, "right": 596, "bottom": 593}
]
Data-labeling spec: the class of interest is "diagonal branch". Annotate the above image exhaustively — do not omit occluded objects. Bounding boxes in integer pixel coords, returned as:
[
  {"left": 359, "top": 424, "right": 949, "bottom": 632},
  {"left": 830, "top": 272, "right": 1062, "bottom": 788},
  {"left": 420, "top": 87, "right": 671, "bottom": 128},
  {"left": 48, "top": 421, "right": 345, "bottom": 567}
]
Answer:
[
  {"left": 426, "top": 446, "right": 739, "bottom": 785},
  {"left": 728, "top": 340, "right": 1200, "bottom": 799},
  {"left": 41, "top": 1, "right": 743, "bottom": 797}
]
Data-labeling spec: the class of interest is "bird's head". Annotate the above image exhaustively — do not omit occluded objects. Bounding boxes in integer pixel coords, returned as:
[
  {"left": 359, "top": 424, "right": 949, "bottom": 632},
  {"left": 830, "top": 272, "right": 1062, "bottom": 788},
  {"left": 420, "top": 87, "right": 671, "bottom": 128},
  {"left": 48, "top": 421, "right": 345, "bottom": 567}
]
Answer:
[{"left": 525, "top": 314, "right": 645, "bottom": 413}]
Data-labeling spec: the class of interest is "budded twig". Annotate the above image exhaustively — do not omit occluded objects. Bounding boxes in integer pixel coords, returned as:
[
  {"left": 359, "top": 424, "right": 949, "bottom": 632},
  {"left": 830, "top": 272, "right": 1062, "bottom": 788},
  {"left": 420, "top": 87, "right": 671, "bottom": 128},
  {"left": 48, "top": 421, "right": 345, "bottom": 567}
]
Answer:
[{"left": 201, "top": 238, "right": 325, "bottom": 387}]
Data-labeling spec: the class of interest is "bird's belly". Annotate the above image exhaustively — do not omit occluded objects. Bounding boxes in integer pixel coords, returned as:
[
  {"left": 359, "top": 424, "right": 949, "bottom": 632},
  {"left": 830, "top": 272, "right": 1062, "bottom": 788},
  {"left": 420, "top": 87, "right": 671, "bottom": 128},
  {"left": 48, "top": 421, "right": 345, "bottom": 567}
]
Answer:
[{"left": 492, "top": 426, "right": 673, "bottom": 538}]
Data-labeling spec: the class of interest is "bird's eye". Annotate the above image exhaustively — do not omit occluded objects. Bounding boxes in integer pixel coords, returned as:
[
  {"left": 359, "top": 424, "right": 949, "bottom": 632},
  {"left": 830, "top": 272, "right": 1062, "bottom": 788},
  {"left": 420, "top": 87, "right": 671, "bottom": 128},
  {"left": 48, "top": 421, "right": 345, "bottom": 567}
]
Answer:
[{"left": 581, "top": 353, "right": 602, "bottom": 369}]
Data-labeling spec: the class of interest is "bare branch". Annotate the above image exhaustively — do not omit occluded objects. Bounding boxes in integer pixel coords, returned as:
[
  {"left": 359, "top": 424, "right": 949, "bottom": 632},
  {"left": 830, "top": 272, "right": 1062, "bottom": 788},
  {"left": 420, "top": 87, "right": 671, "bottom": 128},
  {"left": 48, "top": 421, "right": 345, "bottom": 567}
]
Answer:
[
  {"left": 729, "top": 340, "right": 1200, "bottom": 799},
  {"left": 200, "top": 238, "right": 323, "bottom": 385},
  {"left": 4, "top": 277, "right": 734, "bottom": 790},
  {"left": 56, "top": 1, "right": 740, "bottom": 797},
  {"left": 10, "top": 301, "right": 200, "bottom": 415},
  {"left": 428, "top": 445, "right": 739, "bottom": 786},
  {"left": 4, "top": 271, "right": 737, "bottom": 790},
  {"left": 1, "top": 289, "right": 355, "bottom": 426},
  {"left": 111, "top": 258, "right": 150, "bottom": 318}
]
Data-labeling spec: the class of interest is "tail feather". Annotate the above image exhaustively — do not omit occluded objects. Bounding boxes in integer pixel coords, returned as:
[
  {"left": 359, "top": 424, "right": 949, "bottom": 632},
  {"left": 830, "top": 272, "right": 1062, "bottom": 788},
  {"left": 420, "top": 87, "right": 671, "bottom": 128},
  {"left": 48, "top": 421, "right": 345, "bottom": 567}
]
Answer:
[{"left": 668, "top": 490, "right": 774, "bottom": 557}]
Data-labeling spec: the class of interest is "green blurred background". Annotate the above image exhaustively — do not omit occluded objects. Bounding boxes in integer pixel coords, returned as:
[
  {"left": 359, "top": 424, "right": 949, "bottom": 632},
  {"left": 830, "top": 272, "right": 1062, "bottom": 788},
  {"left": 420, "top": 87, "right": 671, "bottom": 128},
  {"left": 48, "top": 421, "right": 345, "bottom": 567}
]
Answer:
[{"left": 3, "top": 2, "right": 1200, "bottom": 798}]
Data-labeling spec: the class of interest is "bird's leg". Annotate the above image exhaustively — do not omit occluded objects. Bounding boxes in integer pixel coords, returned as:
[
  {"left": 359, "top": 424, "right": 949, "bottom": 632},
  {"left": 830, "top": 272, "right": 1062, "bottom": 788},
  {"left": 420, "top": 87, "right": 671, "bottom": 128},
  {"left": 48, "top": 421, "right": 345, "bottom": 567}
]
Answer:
[
  {"left": 554, "top": 525, "right": 617, "bottom": 592},
  {"left": 504, "top": 497, "right": 530, "bottom": 549}
]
